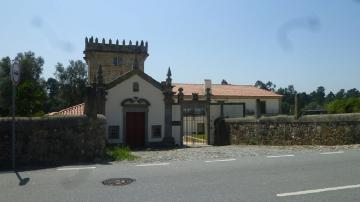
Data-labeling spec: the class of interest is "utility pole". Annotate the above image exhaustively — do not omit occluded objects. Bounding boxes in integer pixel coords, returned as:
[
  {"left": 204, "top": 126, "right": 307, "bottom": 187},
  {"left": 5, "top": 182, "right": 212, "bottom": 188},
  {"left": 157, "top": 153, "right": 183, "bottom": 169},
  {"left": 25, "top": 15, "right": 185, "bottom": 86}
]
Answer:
[{"left": 10, "top": 61, "right": 20, "bottom": 170}]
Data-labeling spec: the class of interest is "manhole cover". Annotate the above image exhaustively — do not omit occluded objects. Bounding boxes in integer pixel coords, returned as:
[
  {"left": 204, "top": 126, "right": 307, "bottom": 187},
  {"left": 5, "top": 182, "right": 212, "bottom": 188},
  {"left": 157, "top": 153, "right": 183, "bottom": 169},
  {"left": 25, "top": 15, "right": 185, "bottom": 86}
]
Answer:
[{"left": 102, "top": 178, "right": 135, "bottom": 186}]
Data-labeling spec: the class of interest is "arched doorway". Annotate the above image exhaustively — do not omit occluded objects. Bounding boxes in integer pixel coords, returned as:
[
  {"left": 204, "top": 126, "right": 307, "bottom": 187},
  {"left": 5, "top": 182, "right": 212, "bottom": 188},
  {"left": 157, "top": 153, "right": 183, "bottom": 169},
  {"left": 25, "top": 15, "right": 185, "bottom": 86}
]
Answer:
[{"left": 122, "top": 97, "right": 150, "bottom": 147}]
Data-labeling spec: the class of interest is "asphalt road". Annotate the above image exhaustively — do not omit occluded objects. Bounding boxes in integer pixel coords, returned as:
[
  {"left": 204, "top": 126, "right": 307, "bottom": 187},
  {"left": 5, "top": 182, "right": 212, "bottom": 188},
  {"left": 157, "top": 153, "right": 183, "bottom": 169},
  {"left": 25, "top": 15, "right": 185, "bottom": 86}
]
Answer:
[{"left": 1, "top": 150, "right": 360, "bottom": 202}]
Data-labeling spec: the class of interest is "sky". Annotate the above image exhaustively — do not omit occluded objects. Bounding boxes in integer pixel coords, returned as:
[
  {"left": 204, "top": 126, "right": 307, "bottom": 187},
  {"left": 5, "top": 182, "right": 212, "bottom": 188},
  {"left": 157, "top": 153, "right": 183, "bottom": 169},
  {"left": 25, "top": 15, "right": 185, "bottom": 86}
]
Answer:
[{"left": 1, "top": 0, "right": 360, "bottom": 93}]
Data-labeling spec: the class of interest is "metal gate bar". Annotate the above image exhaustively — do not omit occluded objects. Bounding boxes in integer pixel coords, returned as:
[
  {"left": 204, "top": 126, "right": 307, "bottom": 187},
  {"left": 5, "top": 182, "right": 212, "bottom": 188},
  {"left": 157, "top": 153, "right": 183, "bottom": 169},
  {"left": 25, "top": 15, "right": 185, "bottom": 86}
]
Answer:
[{"left": 182, "top": 103, "right": 207, "bottom": 145}]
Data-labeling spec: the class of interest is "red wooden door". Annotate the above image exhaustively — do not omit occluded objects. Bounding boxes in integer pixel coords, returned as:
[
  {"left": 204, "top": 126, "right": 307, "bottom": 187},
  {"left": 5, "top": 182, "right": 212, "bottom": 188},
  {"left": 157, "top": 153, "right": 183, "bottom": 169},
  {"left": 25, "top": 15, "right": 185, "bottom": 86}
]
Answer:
[{"left": 126, "top": 112, "right": 145, "bottom": 147}]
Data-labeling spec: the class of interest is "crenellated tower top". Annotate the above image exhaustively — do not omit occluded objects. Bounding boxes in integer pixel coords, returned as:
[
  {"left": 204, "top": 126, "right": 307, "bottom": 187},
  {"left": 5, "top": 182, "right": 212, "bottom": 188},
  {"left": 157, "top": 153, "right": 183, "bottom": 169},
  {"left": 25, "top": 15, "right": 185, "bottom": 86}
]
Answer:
[
  {"left": 84, "top": 36, "right": 148, "bottom": 55},
  {"left": 84, "top": 36, "right": 149, "bottom": 84}
]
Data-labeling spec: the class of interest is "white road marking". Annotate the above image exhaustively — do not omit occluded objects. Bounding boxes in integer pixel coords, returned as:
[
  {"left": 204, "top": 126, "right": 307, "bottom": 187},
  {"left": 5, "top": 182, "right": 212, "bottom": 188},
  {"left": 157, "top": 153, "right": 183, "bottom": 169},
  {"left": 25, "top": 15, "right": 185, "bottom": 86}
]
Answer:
[
  {"left": 57, "top": 166, "right": 96, "bottom": 171},
  {"left": 205, "top": 158, "right": 236, "bottom": 163},
  {"left": 136, "top": 163, "right": 170, "bottom": 167},
  {"left": 320, "top": 151, "right": 344, "bottom": 155},
  {"left": 277, "top": 184, "right": 360, "bottom": 197},
  {"left": 266, "top": 154, "right": 294, "bottom": 158}
]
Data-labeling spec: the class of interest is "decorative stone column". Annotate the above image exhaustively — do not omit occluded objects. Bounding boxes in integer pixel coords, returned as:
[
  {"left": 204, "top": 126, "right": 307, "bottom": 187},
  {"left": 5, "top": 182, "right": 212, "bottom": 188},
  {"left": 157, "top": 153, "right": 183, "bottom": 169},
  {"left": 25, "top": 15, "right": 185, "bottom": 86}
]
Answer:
[
  {"left": 205, "top": 88, "right": 211, "bottom": 145},
  {"left": 162, "top": 67, "right": 175, "bottom": 146},
  {"left": 84, "top": 81, "right": 97, "bottom": 119},
  {"left": 96, "top": 65, "right": 106, "bottom": 115},
  {"left": 178, "top": 88, "right": 184, "bottom": 146},
  {"left": 84, "top": 64, "right": 107, "bottom": 118}
]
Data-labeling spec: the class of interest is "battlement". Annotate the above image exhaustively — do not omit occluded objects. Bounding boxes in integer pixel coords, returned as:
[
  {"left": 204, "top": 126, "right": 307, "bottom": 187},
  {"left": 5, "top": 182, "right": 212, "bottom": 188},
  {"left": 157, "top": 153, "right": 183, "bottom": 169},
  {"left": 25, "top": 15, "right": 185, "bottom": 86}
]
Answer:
[{"left": 84, "top": 36, "right": 148, "bottom": 54}]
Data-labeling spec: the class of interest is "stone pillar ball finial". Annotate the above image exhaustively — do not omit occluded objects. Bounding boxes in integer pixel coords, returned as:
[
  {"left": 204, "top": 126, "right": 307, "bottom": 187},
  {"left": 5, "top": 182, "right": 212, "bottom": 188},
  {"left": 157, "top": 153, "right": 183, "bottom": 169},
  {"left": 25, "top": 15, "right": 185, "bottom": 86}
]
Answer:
[
  {"left": 102, "top": 38, "right": 105, "bottom": 44},
  {"left": 116, "top": 39, "right": 119, "bottom": 45},
  {"left": 95, "top": 38, "right": 98, "bottom": 43},
  {"left": 129, "top": 40, "right": 132, "bottom": 45},
  {"left": 122, "top": 39, "right": 125, "bottom": 45},
  {"left": 140, "top": 40, "right": 144, "bottom": 46}
]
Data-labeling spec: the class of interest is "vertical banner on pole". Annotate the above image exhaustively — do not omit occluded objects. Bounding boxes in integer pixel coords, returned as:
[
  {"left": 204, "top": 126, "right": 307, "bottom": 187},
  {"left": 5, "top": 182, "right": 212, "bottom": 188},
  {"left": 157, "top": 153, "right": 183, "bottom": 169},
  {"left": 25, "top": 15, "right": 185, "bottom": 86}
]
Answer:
[{"left": 10, "top": 61, "right": 20, "bottom": 170}]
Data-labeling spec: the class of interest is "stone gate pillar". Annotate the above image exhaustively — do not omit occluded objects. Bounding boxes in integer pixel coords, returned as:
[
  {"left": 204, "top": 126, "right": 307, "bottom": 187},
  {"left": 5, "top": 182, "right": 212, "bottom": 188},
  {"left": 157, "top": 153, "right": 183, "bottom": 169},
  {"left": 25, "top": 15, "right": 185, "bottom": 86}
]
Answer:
[
  {"left": 162, "top": 68, "right": 175, "bottom": 146},
  {"left": 205, "top": 88, "right": 211, "bottom": 145}
]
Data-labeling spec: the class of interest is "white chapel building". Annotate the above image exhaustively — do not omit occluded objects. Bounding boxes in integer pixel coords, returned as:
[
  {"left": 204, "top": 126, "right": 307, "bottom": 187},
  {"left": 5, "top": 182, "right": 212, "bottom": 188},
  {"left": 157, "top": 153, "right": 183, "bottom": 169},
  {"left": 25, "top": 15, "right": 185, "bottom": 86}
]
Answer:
[{"left": 53, "top": 37, "right": 282, "bottom": 147}]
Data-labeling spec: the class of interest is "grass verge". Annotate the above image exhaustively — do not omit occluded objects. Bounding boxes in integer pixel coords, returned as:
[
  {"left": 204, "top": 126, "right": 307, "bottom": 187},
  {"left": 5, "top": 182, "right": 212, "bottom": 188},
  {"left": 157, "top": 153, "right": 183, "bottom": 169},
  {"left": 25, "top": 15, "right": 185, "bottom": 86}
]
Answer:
[{"left": 106, "top": 146, "right": 138, "bottom": 161}]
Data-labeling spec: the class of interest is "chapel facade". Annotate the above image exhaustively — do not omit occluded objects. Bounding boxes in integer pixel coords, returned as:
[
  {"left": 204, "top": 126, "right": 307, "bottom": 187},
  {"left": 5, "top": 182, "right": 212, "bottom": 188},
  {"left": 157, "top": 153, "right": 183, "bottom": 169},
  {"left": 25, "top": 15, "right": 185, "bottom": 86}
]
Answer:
[{"left": 52, "top": 37, "right": 283, "bottom": 147}]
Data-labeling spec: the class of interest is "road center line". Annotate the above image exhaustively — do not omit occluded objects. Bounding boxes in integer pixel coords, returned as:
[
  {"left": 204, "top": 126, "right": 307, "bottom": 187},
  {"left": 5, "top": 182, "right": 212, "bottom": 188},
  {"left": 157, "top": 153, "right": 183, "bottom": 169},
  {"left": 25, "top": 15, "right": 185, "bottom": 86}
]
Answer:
[
  {"left": 57, "top": 166, "right": 96, "bottom": 171},
  {"left": 320, "top": 151, "right": 344, "bottom": 155},
  {"left": 136, "top": 163, "right": 170, "bottom": 167},
  {"left": 277, "top": 184, "right": 360, "bottom": 197},
  {"left": 266, "top": 154, "right": 294, "bottom": 158},
  {"left": 205, "top": 158, "right": 236, "bottom": 163}
]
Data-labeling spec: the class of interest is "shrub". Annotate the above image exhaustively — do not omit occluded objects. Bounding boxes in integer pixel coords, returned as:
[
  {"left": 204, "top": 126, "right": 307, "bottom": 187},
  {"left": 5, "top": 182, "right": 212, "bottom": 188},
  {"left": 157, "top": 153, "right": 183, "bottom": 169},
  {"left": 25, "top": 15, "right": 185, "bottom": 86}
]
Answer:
[
  {"left": 106, "top": 146, "right": 138, "bottom": 161},
  {"left": 326, "top": 98, "right": 360, "bottom": 113}
]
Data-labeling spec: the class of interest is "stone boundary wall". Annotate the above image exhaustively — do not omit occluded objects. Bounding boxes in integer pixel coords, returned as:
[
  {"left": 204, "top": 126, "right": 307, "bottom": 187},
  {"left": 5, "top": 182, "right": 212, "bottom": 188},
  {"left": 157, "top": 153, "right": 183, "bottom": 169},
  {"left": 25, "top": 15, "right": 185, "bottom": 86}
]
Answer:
[
  {"left": 0, "top": 115, "right": 106, "bottom": 169},
  {"left": 215, "top": 113, "right": 360, "bottom": 146}
]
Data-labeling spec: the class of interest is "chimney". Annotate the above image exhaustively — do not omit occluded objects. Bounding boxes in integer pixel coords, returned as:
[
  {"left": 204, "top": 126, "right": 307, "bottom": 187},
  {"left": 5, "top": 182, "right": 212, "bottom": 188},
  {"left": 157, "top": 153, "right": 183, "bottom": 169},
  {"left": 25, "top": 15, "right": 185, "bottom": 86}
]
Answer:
[{"left": 204, "top": 79, "right": 212, "bottom": 94}]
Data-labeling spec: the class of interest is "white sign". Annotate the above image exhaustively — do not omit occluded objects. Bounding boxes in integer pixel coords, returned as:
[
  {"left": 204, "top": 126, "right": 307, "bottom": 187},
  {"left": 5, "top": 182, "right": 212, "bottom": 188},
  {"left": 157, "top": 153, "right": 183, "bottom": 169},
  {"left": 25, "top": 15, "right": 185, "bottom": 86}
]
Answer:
[{"left": 11, "top": 62, "right": 20, "bottom": 85}]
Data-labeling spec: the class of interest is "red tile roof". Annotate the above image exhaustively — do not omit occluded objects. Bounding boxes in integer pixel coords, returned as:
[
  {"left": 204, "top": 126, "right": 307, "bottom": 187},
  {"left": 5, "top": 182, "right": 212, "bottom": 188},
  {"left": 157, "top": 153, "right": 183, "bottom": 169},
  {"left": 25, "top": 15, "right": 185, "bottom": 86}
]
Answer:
[
  {"left": 49, "top": 103, "right": 85, "bottom": 116},
  {"left": 50, "top": 83, "right": 281, "bottom": 116},
  {"left": 173, "top": 83, "right": 282, "bottom": 98}
]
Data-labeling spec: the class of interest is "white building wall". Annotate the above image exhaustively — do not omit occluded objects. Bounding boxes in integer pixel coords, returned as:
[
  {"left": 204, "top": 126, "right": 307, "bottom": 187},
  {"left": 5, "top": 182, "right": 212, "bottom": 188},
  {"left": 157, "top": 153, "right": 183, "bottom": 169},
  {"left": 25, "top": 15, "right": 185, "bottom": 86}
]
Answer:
[
  {"left": 264, "top": 99, "right": 280, "bottom": 114},
  {"left": 223, "top": 104, "right": 244, "bottom": 118},
  {"left": 105, "top": 74, "right": 165, "bottom": 144},
  {"left": 220, "top": 98, "right": 280, "bottom": 115}
]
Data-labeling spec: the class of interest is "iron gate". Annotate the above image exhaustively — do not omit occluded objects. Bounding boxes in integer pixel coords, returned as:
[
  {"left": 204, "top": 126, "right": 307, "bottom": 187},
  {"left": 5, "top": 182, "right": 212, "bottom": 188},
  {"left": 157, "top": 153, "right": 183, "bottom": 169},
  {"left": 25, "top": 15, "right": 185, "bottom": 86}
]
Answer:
[{"left": 182, "top": 103, "right": 208, "bottom": 145}]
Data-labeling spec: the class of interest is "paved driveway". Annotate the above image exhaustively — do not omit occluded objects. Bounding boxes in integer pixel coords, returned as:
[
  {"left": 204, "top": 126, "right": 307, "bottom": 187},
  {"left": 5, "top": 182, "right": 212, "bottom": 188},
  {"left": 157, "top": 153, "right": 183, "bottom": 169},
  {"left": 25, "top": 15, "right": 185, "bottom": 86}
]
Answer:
[{"left": 130, "top": 144, "right": 360, "bottom": 163}]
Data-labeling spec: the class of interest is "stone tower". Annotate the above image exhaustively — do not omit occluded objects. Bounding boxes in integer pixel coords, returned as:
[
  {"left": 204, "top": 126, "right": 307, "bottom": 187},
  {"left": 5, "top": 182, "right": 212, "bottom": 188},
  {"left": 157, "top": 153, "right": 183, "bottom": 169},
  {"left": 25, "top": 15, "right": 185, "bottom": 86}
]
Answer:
[{"left": 84, "top": 37, "right": 149, "bottom": 84}]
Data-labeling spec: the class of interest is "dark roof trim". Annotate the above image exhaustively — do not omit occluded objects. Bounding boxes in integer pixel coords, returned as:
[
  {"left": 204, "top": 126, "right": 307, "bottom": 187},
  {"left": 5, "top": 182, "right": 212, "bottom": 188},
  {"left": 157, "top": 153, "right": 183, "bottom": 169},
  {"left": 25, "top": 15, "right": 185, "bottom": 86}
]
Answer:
[{"left": 105, "top": 69, "right": 163, "bottom": 90}]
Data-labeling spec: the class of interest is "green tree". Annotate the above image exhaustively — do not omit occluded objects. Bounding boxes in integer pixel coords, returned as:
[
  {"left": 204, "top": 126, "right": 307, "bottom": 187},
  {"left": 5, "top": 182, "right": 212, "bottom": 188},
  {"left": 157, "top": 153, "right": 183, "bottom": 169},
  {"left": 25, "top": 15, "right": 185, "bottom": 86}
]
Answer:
[
  {"left": 277, "top": 85, "right": 297, "bottom": 114},
  {"left": 44, "top": 77, "right": 61, "bottom": 112},
  {"left": 335, "top": 89, "right": 345, "bottom": 99},
  {"left": 254, "top": 80, "right": 276, "bottom": 91},
  {"left": 0, "top": 57, "right": 12, "bottom": 115},
  {"left": 309, "top": 86, "right": 326, "bottom": 105},
  {"left": 54, "top": 60, "right": 87, "bottom": 109},
  {"left": 0, "top": 52, "right": 47, "bottom": 116},
  {"left": 325, "top": 91, "right": 335, "bottom": 103},
  {"left": 345, "top": 88, "right": 360, "bottom": 98}
]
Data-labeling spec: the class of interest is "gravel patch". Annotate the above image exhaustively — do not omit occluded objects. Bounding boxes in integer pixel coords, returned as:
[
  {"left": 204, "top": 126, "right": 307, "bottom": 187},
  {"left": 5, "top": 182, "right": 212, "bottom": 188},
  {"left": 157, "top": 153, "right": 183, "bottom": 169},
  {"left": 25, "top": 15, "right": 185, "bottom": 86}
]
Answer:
[{"left": 124, "top": 144, "right": 360, "bottom": 164}]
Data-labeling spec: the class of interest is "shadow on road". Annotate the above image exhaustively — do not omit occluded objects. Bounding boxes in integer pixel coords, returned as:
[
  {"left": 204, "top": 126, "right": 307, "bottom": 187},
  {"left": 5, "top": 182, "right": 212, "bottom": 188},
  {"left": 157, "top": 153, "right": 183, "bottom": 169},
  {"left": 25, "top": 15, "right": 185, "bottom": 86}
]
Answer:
[{"left": 15, "top": 171, "right": 30, "bottom": 186}]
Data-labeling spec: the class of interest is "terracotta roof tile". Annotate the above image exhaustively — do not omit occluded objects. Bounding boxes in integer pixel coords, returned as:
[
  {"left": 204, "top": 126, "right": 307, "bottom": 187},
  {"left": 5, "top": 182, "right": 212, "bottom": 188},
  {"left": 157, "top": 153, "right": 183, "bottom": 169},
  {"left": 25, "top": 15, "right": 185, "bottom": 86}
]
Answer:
[
  {"left": 173, "top": 83, "right": 282, "bottom": 98},
  {"left": 49, "top": 103, "right": 85, "bottom": 116}
]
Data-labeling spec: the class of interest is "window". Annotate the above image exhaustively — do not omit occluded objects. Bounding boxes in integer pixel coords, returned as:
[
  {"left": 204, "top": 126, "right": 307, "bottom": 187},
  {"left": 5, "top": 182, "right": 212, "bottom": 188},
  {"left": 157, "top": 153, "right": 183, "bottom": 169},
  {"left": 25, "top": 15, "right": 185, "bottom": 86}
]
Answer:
[
  {"left": 260, "top": 101, "right": 266, "bottom": 114},
  {"left": 152, "top": 125, "right": 162, "bottom": 138},
  {"left": 183, "top": 107, "right": 205, "bottom": 116},
  {"left": 112, "top": 57, "right": 118, "bottom": 66},
  {"left": 112, "top": 56, "right": 122, "bottom": 66},
  {"left": 108, "top": 125, "right": 120, "bottom": 139},
  {"left": 133, "top": 82, "right": 139, "bottom": 92}
]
